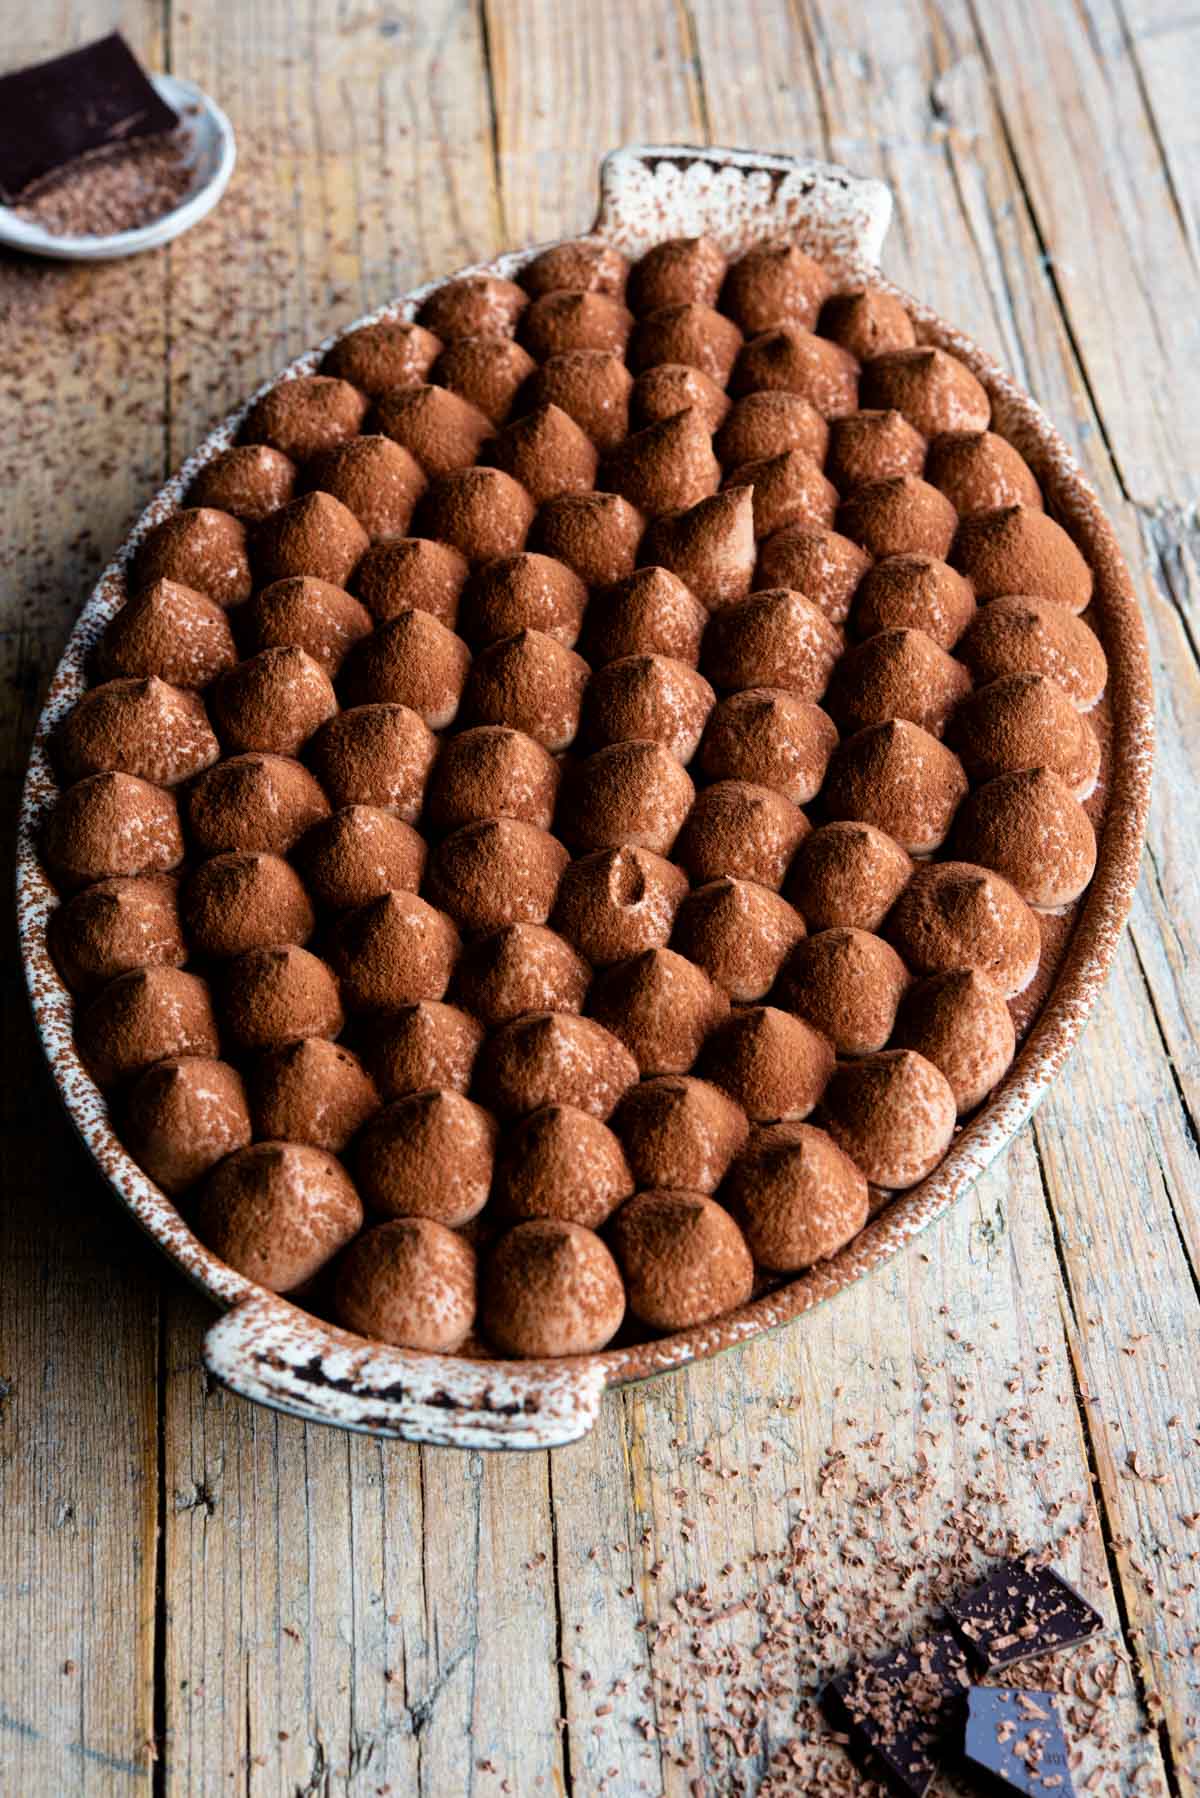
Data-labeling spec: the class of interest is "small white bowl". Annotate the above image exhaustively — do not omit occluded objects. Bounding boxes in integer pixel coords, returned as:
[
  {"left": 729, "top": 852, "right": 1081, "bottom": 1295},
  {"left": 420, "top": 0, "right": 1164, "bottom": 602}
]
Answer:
[{"left": 0, "top": 73, "right": 235, "bottom": 262}]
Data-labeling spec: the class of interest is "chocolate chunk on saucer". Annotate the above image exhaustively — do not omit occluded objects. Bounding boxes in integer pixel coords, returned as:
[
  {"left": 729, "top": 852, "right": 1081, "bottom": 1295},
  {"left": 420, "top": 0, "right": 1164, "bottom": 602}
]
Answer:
[
  {"left": 960, "top": 1686, "right": 1075, "bottom": 1796},
  {"left": 822, "top": 1627, "right": 972, "bottom": 1797},
  {"left": 0, "top": 33, "right": 178, "bottom": 200},
  {"left": 947, "top": 1558, "right": 1103, "bottom": 1672}
]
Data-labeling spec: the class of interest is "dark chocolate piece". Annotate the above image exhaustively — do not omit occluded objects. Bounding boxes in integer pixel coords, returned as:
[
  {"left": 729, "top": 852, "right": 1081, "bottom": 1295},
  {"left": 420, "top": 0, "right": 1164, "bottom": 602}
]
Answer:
[
  {"left": 948, "top": 1559, "right": 1103, "bottom": 1672},
  {"left": 822, "top": 1627, "right": 973, "bottom": 1798},
  {"left": 960, "top": 1686, "right": 1075, "bottom": 1796},
  {"left": 0, "top": 34, "right": 178, "bottom": 200}
]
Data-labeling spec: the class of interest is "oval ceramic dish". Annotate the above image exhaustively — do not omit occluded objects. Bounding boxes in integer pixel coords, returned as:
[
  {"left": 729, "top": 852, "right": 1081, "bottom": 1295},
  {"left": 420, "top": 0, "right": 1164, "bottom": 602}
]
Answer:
[{"left": 17, "top": 145, "right": 1154, "bottom": 1449}]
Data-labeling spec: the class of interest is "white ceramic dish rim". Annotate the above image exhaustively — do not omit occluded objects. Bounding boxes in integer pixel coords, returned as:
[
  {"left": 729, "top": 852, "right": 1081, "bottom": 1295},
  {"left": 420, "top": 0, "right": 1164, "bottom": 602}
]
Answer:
[
  {"left": 16, "top": 144, "right": 1154, "bottom": 1449},
  {"left": 0, "top": 74, "right": 236, "bottom": 261}
]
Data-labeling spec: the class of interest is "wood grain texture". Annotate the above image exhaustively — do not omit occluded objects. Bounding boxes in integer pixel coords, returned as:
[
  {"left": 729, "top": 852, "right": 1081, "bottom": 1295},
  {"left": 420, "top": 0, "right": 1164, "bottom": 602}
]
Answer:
[{"left": 1, "top": 2, "right": 1197, "bottom": 1794}]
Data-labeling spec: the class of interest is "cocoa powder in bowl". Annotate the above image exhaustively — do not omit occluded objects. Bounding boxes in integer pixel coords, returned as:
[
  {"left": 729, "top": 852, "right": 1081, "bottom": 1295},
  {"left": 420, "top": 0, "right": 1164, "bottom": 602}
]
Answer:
[
  {"left": 209, "top": 647, "right": 337, "bottom": 759},
  {"left": 219, "top": 944, "right": 344, "bottom": 1053},
  {"left": 674, "top": 780, "right": 809, "bottom": 890},
  {"left": 424, "top": 818, "right": 568, "bottom": 935},
  {"left": 321, "top": 318, "right": 443, "bottom": 396},
  {"left": 246, "top": 577, "right": 373, "bottom": 677},
  {"left": 57, "top": 676, "right": 219, "bottom": 787},
  {"left": 463, "top": 628, "right": 590, "bottom": 751},
  {"left": 559, "top": 741, "right": 695, "bottom": 857},
  {"left": 850, "top": 553, "right": 977, "bottom": 648},
  {"left": 819, "top": 1049, "right": 957, "bottom": 1190},
  {"left": 341, "top": 609, "right": 470, "bottom": 728},
  {"left": 181, "top": 851, "right": 314, "bottom": 959},
  {"left": 425, "top": 724, "right": 559, "bottom": 831},
  {"left": 785, "top": 821, "right": 913, "bottom": 933},
  {"left": 886, "top": 860, "right": 1041, "bottom": 997},
  {"left": 493, "top": 1105, "right": 633, "bottom": 1228},
  {"left": 251, "top": 491, "right": 370, "bottom": 589},
  {"left": 714, "top": 391, "right": 829, "bottom": 469},
  {"left": 825, "top": 410, "right": 927, "bottom": 494},
  {"left": 892, "top": 969, "right": 1016, "bottom": 1114},
  {"left": 123, "top": 1055, "right": 251, "bottom": 1195},
  {"left": 551, "top": 845, "right": 688, "bottom": 965},
  {"left": 482, "top": 404, "right": 598, "bottom": 503},
  {"left": 480, "top": 1219, "right": 626, "bottom": 1357},
  {"left": 335, "top": 1218, "right": 476, "bottom": 1352},
  {"left": 588, "top": 946, "right": 729, "bottom": 1075},
  {"left": 368, "top": 1001, "right": 483, "bottom": 1100},
  {"left": 306, "top": 703, "right": 437, "bottom": 818},
  {"left": 612, "top": 1075, "right": 749, "bottom": 1195},
  {"left": 458, "top": 553, "right": 588, "bottom": 649},
  {"left": 822, "top": 720, "right": 968, "bottom": 854},
  {"left": 372, "top": 385, "right": 493, "bottom": 480},
  {"left": 49, "top": 873, "right": 185, "bottom": 995},
  {"left": 525, "top": 350, "right": 633, "bottom": 452},
  {"left": 242, "top": 374, "right": 368, "bottom": 462},
  {"left": 639, "top": 488, "right": 756, "bottom": 611},
  {"left": 97, "top": 579, "right": 237, "bottom": 689},
  {"left": 724, "top": 1121, "right": 869, "bottom": 1271},
  {"left": 188, "top": 444, "right": 297, "bottom": 523},
  {"left": 609, "top": 1190, "right": 754, "bottom": 1331},
  {"left": 701, "top": 587, "right": 843, "bottom": 701},
  {"left": 194, "top": 1141, "right": 363, "bottom": 1292},
  {"left": 581, "top": 654, "right": 715, "bottom": 762},
  {"left": 185, "top": 753, "right": 329, "bottom": 857},
  {"left": 824, "top": 628, "right": 972, "bottom": 740},
  {"left": 327, "top": 890, "right": 459, "bottom": 1014},
  {"left": 954, "top": 766, "right": 1097, "bottom": 909},
  {"left": 354, "top": 537, "right": 469, "bottom": 627},
  {"left": 44, "top": 771, "right": 184, "bottom": 890},
  {"left": 754, "top": 524, "right": 872, "bottom": 625},
  {"left": 775, "top": 927, "right": 910, "bottom": 1057},
  {"left": 671, "top": 877, "right": 807, "bottom": 1001},
  {"left": 697, "top": 688, "right": 838, "bottom": 804},
  {"left": 303, "top": 435, "right": 427, "bottom": 541},
  {"left": 250, "top": 1037, "right": 379, "bottom": 1152},
  {"left": 477, "top": 1011, "right": 639, "bottom": 1120},
  {"left": 131, "top": 508, "right": 252, "bottom": 607},
  {"left": 293, "top": 805, "right": 427, "bottom": 911},
  {"left": 582, "top": 567, "right": 710, "bottom": 669},
  {"left": 356, "top": 1088, "right": 496, "bottom": 1225},
  {"left": 697, "top": 1005, "right": 834, "bottom": 1122},
  {"left": 77, "top": 965, "right": 218, "bottom": 1089},
  {"left": 453, "top": 922, "right": 589, "bottom": 1025}
]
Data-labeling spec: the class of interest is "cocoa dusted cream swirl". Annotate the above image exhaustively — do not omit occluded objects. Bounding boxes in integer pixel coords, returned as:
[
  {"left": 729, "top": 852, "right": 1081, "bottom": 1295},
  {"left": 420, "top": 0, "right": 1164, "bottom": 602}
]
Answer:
[{"left": 40, "top": 228, "right": 1108, "bottom": 1356}]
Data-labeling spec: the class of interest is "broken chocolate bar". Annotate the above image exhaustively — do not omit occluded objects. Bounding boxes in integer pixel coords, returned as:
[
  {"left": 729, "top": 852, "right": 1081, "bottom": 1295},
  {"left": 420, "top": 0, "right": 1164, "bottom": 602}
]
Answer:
[
  {"left": 947, "top": 1558, "right": 1104, "bottom": 1673},
  {"left": 822, "top": 1627, "right": 973, "bottom": 1798},
  {"left": 960, "top": 1686, "right": 1076, "bottom": 1796},
  {"left": 0, "top": 33, "right": 177, "bottom": 200}
]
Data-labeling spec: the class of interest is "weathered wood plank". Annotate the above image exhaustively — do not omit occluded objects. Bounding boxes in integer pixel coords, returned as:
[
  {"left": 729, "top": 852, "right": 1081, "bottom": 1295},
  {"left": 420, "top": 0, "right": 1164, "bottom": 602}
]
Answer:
[{"left": 0, "top": 3, "right": 170, "bottom": 1791}]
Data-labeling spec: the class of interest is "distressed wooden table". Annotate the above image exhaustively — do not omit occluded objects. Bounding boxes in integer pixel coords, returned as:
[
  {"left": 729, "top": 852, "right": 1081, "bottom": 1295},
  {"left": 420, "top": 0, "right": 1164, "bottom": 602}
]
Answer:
[{"left": 2, "top": 3, "right": 1198, "bottom": 1794}]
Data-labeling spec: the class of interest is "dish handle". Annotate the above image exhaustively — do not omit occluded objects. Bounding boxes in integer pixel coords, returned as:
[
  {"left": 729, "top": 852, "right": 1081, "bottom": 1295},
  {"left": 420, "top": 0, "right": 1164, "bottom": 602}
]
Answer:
[
  {"left": 595, "top": 143, "right": 893, "bottom": 270},
  {"left": 203, "top": 1292, "right": 608, "bottom": 1449}
]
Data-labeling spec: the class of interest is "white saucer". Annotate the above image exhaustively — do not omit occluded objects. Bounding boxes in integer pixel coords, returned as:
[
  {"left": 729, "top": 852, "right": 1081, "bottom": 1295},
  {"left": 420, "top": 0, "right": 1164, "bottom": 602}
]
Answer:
[{"left": 0, "top": 74, "right": 235, "bottom": 262}]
